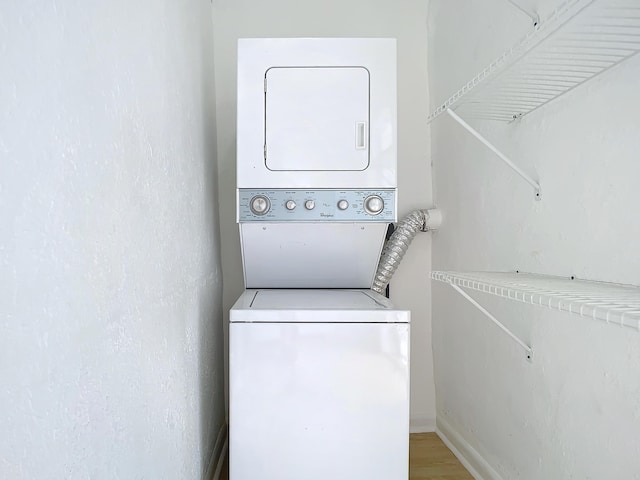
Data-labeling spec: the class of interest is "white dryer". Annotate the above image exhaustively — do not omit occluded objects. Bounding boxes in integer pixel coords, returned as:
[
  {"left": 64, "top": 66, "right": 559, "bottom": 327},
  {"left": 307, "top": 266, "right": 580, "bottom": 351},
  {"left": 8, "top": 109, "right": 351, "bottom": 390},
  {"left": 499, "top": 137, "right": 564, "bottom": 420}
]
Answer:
[
  {"left": 236, "top": 38, "right": 397, "bottom": 289},
  {"left": 229, "top": 289, "right": 410, "bottom": 480}
]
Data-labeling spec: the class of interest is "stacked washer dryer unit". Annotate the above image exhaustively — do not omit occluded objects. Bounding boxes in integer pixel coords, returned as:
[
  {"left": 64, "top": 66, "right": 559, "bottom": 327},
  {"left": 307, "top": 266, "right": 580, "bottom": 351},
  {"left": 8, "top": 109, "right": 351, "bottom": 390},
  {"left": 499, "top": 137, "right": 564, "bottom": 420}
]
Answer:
[{"left": 230, "top": 38, "right": 410, "bottom": 480}]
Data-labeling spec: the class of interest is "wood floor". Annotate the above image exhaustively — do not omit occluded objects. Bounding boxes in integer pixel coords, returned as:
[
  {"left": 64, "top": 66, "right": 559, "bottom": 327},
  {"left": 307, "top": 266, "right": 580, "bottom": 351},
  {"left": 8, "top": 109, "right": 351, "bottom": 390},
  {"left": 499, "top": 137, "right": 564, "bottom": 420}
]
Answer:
[
  {"left": 221, "top": 432, "right": 473, "bottom": 479},
  {"left": 409, "top": 433, "right": 474, "bottom": 480}
]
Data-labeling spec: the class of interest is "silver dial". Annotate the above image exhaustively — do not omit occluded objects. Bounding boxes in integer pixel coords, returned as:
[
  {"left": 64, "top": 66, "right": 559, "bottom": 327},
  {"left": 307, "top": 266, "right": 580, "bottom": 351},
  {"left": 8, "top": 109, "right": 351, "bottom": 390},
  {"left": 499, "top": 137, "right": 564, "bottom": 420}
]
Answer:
[
  {"left": 304, "top": 200, "right": 315, "bottom": 210},
  {"left": 285, "top": 200, "right": 296, "bottom": 210},
  {"left": 250, "top": 195, "right": 270, "bottom": 215},
  {"left": 364, "top": 195, "right": 384, "bottom": 215},
  {"left": 337, "top": 199, "right": 349, "bottom": 211}
]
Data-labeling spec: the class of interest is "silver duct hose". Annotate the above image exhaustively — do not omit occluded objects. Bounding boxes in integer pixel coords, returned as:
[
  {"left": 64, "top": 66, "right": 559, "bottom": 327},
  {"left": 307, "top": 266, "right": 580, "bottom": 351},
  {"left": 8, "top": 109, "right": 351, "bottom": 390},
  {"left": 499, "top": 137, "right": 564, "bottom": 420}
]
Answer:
[{"left": 371, "top": 209, "right": 441, "bottom": 295}]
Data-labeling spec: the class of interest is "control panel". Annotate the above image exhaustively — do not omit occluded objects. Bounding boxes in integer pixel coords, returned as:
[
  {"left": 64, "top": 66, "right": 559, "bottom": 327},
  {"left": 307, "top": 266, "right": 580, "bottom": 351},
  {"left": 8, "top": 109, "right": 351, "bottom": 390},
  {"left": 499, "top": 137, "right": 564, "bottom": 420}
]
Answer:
[{"left": 238, "top": 189, "right": 396, "bottom": 222}]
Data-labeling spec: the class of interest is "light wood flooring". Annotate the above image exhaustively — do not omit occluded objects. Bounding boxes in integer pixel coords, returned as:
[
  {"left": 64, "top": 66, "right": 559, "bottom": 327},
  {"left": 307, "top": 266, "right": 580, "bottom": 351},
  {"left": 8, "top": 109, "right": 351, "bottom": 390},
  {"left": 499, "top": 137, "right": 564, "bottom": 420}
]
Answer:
[
  {"left": 221, "top": 432, "right": 473, "bottom": 479},
  {"left": 409, "top": 433, "right": 474, "bottom": 479}
]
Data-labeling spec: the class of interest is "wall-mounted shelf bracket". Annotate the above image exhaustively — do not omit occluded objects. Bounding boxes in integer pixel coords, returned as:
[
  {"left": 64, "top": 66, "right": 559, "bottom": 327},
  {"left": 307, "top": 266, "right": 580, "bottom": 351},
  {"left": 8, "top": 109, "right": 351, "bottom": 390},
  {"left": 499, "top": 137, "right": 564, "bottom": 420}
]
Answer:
[
  {"left": 446, "top": 109, "right": 542, "bottom": 200},
  {"left": 506, "top": 0, "right": 540, "bottom": 25},
  {"left": 448, "top": 282, "right": 534, "bottom": 362}
]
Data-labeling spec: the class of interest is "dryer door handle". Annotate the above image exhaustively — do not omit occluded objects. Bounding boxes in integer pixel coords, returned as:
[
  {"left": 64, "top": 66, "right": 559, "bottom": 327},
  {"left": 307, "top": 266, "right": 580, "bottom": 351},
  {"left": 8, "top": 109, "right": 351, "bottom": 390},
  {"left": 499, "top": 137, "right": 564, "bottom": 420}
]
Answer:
[{"left": 355, "top": 121, "right": 367, "bottom": 150}]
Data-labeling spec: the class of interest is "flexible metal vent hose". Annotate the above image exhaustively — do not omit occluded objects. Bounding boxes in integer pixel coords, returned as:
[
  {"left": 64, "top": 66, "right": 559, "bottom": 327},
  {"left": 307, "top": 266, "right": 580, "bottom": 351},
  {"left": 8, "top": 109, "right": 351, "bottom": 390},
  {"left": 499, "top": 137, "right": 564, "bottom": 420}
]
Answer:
[{"left": 371, "top": 208, "right": 442, "bottom": 295}]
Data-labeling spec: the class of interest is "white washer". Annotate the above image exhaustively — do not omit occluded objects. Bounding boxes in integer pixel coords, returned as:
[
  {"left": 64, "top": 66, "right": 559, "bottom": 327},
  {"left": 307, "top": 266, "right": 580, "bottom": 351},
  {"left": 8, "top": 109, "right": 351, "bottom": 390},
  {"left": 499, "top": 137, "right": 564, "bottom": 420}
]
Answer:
[{"left": 229, "top": 289, "right": 410, "bottom": 480}]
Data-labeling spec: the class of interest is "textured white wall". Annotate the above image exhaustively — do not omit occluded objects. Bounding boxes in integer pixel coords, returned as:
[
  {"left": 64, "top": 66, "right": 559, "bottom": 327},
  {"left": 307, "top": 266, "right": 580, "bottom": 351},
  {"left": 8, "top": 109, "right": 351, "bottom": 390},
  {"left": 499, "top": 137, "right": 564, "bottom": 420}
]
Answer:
[
  {"left": 428, "top": 1, "right": 640, "bottom": 478},
  {"left": 211, "top": 0, "right": 435, "bottom": 429},
  {"left": 0, "top": 1, "right": 225, "bottom": 479}
]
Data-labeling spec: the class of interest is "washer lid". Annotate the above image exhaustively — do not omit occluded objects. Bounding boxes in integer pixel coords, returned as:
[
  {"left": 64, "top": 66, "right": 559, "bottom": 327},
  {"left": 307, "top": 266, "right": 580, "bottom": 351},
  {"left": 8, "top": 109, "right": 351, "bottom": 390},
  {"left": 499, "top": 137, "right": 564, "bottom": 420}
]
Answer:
[
  {"left": 230, "top": 289, "right": 410, "bottom": 323},
  {"left": 253, "top": 289, "right": 386, "bottom": 309}
]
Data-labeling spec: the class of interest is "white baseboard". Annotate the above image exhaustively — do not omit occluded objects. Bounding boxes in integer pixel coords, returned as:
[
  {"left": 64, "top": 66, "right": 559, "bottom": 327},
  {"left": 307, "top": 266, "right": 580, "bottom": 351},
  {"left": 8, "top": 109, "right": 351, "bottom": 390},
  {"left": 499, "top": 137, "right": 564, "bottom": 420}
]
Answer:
[
  {"left": 410, "top": 415, "right": 436, "bottom": 433},
  {"left": 435, "top": 416, "right": 504, "bottom": 480},
  {"left": 204, "top": 423, "right": 228, "bottom": 480}
]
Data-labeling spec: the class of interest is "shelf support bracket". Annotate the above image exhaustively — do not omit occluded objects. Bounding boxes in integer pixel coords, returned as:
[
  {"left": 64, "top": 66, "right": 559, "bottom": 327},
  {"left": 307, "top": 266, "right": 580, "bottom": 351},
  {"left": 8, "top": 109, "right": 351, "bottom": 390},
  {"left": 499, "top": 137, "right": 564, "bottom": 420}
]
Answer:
[
  {"left": 506, "top": 0, "right": 540, "bottom": 25},
  {"left": 446, "top": 109, "right": 542, "bottom": 200},
  {"left": 448, "top": 282, "right": 534, "bottom": 362}
]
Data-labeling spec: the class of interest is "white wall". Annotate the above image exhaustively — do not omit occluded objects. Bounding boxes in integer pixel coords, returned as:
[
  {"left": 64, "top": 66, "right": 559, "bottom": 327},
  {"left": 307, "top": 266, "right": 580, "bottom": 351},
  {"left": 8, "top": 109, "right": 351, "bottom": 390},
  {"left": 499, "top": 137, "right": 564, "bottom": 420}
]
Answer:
[
  {"left": 428, "top": 1, "right": 640, "bottom": 478},
  {"left": 0, "top": 1, "right": 225, "bottom": 478},
  {"left": 211, "top": 0, "right": 435, "bottom": 429}
]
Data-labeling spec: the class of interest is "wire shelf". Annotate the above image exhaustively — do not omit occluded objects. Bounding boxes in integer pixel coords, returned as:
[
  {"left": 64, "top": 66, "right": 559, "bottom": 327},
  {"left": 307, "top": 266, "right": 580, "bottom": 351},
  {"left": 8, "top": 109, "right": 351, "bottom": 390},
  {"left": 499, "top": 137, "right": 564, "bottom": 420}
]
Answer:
[
  {"left": 431, "top": 271, "right": 640, "bottom": 331},
  {"left": 428, "top": 0, "right": 640, "bottom": 123}
]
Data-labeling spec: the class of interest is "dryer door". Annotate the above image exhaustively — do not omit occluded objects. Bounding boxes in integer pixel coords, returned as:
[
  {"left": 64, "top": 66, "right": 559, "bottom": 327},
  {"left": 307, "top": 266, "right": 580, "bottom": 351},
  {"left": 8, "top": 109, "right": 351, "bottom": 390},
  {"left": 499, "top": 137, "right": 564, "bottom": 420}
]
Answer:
[{"left": 265, "top": 66, "right": 370, "bottom": 171}]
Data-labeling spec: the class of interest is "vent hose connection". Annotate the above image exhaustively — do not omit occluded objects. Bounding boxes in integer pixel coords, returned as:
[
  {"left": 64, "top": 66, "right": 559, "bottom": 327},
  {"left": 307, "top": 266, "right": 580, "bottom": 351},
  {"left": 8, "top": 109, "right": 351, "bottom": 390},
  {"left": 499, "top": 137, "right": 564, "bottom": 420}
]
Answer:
[{"left": 371, "top": 208, "right": 442, "bottom": 295}]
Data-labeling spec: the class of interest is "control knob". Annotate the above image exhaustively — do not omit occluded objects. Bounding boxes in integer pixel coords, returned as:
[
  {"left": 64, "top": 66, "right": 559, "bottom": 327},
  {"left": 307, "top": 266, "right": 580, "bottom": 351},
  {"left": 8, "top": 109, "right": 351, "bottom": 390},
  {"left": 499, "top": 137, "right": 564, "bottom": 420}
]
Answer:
[
  {"left": 249, "top": 195, "right": 271, "bottom": 216},
  {"left": 285, "top": 200, "right": 296, "bottom": 211},
  {"left": 304, "top": 200, "right": 315, "bottom": 210},
  {"left": 364, "top": 195, "right": 384, "bottom": 215},
  {"left": 337, "top": 199, "right": 349, "bottom": 211}
]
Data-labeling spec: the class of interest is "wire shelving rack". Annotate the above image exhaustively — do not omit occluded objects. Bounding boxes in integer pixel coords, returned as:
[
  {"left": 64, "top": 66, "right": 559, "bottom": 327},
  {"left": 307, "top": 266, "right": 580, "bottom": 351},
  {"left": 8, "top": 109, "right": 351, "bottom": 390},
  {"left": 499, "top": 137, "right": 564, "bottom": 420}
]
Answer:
[
  {"left": 426, "top": 0, "right": 640, "bottom": 199},
  {"left": 428, "top": 0, "right": 640, "bottom": 123},
  {"left": 432, "top": 271, "right": 640, "bottom": 331}
]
